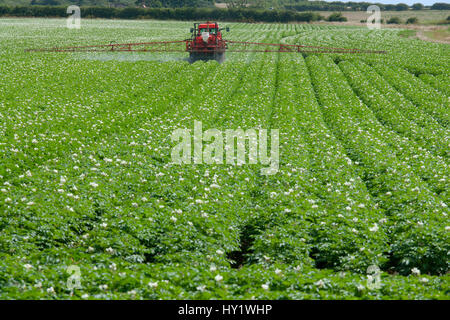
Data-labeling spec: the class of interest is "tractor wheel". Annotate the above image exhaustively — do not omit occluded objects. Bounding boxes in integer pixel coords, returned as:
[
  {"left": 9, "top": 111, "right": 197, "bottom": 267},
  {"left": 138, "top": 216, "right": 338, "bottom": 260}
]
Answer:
[
  {"left": 215, "top": 52, "right": 225, "bottom": 63},
  {"left": 189, "top": 53, "right": 197, "bottom": 63}
]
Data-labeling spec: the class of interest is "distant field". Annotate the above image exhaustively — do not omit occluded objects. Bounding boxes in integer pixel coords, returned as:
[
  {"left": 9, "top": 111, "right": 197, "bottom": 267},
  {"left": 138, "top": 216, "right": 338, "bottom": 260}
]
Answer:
[
  {"left": 423, "top": 26, "right": 450, "bottom": 41},
  {"left": 318, "top": 10, "right": 450, "bottom": 24},
  {"left": 0, "top": 18, "right": 448, "bottom": 300}
]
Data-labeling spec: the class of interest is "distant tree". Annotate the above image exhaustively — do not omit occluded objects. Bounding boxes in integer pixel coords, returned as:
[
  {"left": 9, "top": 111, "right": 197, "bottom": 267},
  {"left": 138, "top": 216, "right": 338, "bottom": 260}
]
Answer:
[
  {"left": 326, "top": 12, "right": 347, "bottom": 22},
  {"left": 387, "top": 16, "right": 402, "bottom": 24},
  {"left": 411, "top": 3, "right": 424, "bottom": 10},
  {"left": 136, "top": 0, "right": 147, "bottom": 6},
  {"left": 395, "top": 3, "right": 409, "bottom": 11},
  {"left": 384, "top": 4, "right": 396, "bottom": 11},
  {"left": 135, "top": 0, "right": 155, "bottom": 7},
  {"left": 135, "top": 0, "right": 174, "bottom": 7},
  {"left": 33, "top": 0, "right": 62, "bottom": 5},
  {"left": 224, "top": 0, "right": 249, "bottom": 8},
  {"left": 406, "top": 17, "right": 418, "bottom": 24},
  {"left": 430, "top": 3, "right": 450, "bottom": 10}
]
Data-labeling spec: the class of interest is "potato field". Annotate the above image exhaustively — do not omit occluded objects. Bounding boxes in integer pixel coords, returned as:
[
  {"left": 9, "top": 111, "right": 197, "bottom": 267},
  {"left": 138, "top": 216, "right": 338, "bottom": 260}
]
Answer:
[{"left": 0, "top": 18, "right": 448, "bottom": 299}]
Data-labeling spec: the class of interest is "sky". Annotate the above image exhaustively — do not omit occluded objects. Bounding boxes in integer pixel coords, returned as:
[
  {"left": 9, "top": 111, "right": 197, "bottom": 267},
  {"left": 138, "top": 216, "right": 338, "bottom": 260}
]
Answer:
[{"left": 321, "top": 0, "right": 447, "bottom": 5}]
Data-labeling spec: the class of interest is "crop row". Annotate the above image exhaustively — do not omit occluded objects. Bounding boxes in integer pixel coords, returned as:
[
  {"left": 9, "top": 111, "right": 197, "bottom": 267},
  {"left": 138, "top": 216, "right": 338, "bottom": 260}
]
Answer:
[
  {"left": 306, "top": 55, "right": 449, "bottom": 275},
  {"left": 351, "top": 60, "right": 448, "bottom": 157},
  {"left": 331, "top": 59, "right": 448, "bottom": 201},
  {"left": 418, "top": 73, "right": 450, "bottom": 97},
  {"left": 372, "top": 63, "right": 449, "bottom": 127}
]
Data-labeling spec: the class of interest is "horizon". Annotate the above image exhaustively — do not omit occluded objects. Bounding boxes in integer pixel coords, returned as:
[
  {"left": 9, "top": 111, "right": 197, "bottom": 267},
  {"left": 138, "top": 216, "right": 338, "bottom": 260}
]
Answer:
[{"left": 321, "top": 0, "right": 445, "bottom": 5}]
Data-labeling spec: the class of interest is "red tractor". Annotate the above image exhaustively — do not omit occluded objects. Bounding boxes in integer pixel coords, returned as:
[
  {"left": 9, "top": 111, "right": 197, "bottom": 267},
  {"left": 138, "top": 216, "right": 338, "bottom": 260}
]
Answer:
[
  {"left": 27, "top": 22, "right": 386, "bottom": 60},
  {"left": 186, "top": 22, "right": 229, "bottom": 63}
]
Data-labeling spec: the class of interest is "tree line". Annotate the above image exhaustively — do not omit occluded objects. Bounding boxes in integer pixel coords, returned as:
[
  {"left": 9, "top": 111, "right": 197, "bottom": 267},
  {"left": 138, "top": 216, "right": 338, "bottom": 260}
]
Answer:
[
  {"left": 0, "top": 5, "right": 326, "bottom": 22},
  {"left": 1, "top": 1, "right": 449, "bottom": 11},
  {"left": 284, "top": 2, "right": 450, "bottom": 12}
]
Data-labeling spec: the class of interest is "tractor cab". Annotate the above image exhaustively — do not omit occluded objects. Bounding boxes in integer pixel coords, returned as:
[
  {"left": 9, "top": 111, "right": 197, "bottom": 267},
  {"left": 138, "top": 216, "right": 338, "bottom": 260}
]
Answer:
[
  {"left": 199, "top": 25, "right": 217, "bottom": 35},
  {"left": 190, "top": 22, "right": 229, "bottom": 44},
  {"left": 187, "top": 22, "right": 229, "bottom": 62}
]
